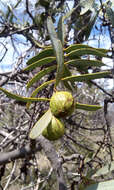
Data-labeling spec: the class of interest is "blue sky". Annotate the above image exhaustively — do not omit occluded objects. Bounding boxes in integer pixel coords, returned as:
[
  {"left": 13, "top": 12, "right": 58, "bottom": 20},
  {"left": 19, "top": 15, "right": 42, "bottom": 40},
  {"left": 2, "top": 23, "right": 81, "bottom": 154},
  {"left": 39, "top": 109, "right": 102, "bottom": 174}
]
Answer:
[{"left": 0, "top": 0, "right": 113, "bottom": 89}]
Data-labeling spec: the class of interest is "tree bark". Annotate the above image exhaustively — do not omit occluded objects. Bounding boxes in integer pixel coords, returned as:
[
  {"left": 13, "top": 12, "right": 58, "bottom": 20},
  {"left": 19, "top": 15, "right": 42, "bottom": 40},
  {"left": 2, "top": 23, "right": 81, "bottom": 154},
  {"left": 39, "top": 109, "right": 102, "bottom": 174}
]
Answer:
[
  {"left": 0, "top": 141, "right": 41, "bottom": 165},
  {"left": 38, "top": 136, "right": 67, "bottom": 190}
]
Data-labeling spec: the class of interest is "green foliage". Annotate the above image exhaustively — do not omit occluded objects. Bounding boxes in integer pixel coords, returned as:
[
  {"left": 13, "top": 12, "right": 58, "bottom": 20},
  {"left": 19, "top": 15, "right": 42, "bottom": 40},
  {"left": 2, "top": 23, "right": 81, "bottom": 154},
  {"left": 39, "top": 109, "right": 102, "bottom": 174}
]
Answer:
[
  {"left": 26, "top": 79, "right": 55, "bottom": 109},
  {"left": 26, "top": 48, "right": 54, "bottom": 65},
  {"left": 57, "top": 8, "right": 76, "bottom": 45},
  {"left": 65, "top": 59, "right": 105, "bottom": 69},
  {"left": 47, "top": 17, "right": 64, "bottom": 86},
  {"left": 62, "top": 71, "right": 111, "bottom": 82},
  {"left": 75, "top": 102, "right": 102, "bottom": 111},
  {"left": 24, "top": 57, "right": 56, "bottom": 71},
  {"left": 65, "top": 44, "right": 109, "bottom": 54},
  {"left": 1, "top": 1, "right": 114, "bottom": 189},
  {"left": 28, "top": 80, "right": 55, "bottom": 98},
  {"left": 23, "top": 16, "right": 110, "bottom": 101},
  {"left": 27, "top": 65, "right": 56, "bottom": 89},
  {"left": 0, "top": 13, "right": 111, "bottom": 141},
  {"left": 0, "top": 87, "right": 49, "bottom": 102},
  {"left": 65, "top": 48, "right": 109, "bottom": 59}
]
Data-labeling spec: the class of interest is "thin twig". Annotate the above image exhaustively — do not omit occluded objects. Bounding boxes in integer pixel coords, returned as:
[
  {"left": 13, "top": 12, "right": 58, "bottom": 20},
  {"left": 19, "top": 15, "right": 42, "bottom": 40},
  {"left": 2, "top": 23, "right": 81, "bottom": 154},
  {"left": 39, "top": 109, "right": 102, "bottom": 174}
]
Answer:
[{"left": 3, "top": 161, "right": 17, "bottom": 190}]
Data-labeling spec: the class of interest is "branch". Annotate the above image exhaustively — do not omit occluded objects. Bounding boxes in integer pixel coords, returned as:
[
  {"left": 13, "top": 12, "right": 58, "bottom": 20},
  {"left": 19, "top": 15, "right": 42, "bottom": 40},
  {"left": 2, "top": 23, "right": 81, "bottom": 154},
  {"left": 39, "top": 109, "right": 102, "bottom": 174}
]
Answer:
[
  {"left": 0, "top": 135, "right": 67, "bottom": 190},
  {"left": 0, "top": 130, "right": 14, "bottom": 139},
  {"left": 0, "top": 25, "right": 36, "bottom": 38},
  {"left": 65, "top": 134, "right": 93, "bottom": 152},
  {"left": 0, "top": 141, "right": 41, "bottom": 165},
  {"left": 3, "top": 161, "right": 17, "bottom": 190},
  {"left": 38, "top": 136, "right": 67, "bottom": 190},
  {"left": 0, "top": 77, "right": 9, "bottom": 87},
  {"left": 91, "top": 81, "right": 113, "bottom": 97},
  {"left": 103, "top": 98, "right": 114, "bottom": 160},
  {"left": 25, "top": 0, "right": 36, "bottom": 24},
  {"left": 0, "top": 42, "right": 8, "bottom": 62},
  {"left": 62, "top": 154, "right": 82, "bottom": 163}
]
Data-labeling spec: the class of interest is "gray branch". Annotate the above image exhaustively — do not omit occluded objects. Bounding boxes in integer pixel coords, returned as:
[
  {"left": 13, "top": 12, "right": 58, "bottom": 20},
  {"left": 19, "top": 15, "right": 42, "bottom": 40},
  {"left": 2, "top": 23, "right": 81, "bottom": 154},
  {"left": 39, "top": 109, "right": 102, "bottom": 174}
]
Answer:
[
  {"left": 0, "top": 135, "right": 68, "bottom": 190},
  {"left": 38, "top": 136, "right": 68, "bottom": 190},
  {"left": 0, "top": 141, "right": 41, "bottom": 165}
]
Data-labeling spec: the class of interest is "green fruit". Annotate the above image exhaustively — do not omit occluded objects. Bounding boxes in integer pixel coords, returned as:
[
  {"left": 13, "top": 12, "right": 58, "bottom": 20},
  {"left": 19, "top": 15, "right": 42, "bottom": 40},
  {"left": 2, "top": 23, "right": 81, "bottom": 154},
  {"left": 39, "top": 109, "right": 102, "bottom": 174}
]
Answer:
[
  {"left": 50, "top": 91, "right": 74, "bottom": 118},
  {"left": 42, "top": 116, "right": 65, "bottom": 140}
]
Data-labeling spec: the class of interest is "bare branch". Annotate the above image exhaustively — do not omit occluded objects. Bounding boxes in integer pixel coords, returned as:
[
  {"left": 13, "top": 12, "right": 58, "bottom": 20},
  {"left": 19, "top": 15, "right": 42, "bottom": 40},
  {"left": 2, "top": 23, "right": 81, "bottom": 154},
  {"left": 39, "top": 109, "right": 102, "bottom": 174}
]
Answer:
[
  {"left": 25, "top": 0, "right": 36, "bottom": 24},
  {"left": 38, "top": 136, "right": 67, "bottom": 190},
  {"left": 3, "top": 161, "right": 17, "bottom": 190},
  {"left": 0, "top": 141, "right": 41, "bottom": 165}
]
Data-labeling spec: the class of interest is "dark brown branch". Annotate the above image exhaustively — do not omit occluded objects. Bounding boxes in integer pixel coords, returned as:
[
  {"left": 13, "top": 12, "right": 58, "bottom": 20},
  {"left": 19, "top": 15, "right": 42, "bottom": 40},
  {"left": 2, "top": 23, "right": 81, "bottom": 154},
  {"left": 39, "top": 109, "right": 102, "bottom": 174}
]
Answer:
[
  {"left": 0, "top": 42, "right": 8, "bottom": 62},
  {"left": 103, "top": 98, "right": 114, "bottom": 160},
  {"left": 25, "top": 0, "right": 36, "bottom": 24},
  {"left": 65, "top": 134, "right": 93, "bottom": 152},
  {"left": 0, "top": 25, "right": 36, "bottom": 38},
  {"left": 65, "top": 118, "right": 104, "bottom": 131},
  {"left": 91, "top": 81, "right": 112, "bottom": 97}
]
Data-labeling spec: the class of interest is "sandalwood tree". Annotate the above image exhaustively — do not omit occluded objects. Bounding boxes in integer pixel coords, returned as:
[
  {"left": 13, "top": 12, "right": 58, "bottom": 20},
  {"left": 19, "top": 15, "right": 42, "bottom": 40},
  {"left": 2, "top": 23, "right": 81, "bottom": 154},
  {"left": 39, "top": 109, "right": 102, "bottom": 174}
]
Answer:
[{"left": 0, "top": 1, "right": 114, "bottom": 190}]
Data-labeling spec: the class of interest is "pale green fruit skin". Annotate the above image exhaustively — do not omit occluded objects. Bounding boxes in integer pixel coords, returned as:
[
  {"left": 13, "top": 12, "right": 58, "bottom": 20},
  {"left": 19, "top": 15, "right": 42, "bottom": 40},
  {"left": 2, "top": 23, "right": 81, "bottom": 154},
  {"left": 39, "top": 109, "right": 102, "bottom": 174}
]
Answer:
[
  {"left": 50, "top": 91, "right": 74, "bottom": 118},
  {"left": 42, "top": 116, "right": 65, "bottom": 141}
]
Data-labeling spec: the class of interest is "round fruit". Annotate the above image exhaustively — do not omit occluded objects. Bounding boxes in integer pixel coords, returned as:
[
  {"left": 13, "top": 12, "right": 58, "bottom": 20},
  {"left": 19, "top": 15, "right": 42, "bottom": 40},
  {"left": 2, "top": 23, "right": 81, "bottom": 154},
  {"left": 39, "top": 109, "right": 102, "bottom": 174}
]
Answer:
[
  {"left": 50, "top": 91, "right": 74, "bottom": 118},
  {"left": 42, "top": 116, "right": 65, "bottom": 141}
]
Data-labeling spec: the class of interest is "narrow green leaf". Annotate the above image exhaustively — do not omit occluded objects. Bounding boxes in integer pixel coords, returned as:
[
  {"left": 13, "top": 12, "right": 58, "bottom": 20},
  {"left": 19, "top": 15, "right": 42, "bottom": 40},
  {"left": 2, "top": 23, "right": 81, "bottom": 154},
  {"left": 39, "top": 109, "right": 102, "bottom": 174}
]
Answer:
[
  {"left": 47, "top": 16, "right": 58, "bottom": 38},
  {"left": 24, "top": 57, "right": 56, "bottom": 71},
  {"left": 66, "top": 48, "right": 108, "bottom": 59},
  {"left": 75, "top": 102, "right": 102, "bottom": 111},
  {"left": 57, "top": 16, "right": 66, "bottom": 45},
  {"left": 54, "top": 39, "right": 64, "bottom": 86},
  {"left": 65, "top": 44, "right": 94, "bottom": 53},
  {"left": 65, "top": 59, "right": 105, "bottom": 68},
  {"left": 0, "top": 88, "right": 49, "bottom": 102},
  {"left": 62, "top": 71, "right": 111, "bottom": 82},
  {"left": 27, "top": 65, "right": 56, "bottom": 89},
  {"left": 26, "top": 80, "right": 55, "bottom": 108},
  {"left": 47, "top": 17, "right": 64, "bottom": 86},
  {"left": 84, "top": 180, "right": 114, "bottom": 190},
  {"left": 29, "top": 109, "right": 52, "bottom": 139},
  {"left": 65, "top": 44, "right": 109, "bottom": 54},
  {"left": 57, "top": 8, "right": 75, "bottom": 45},
  {"left": 26, "top": 48, "right": 54, "bottom": 65},
  {"left": 30, "top": 80, "right": 55, "bottom": 98},
  {"left": 83, "top": 8, "right": 98, "bottom": 41}
]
